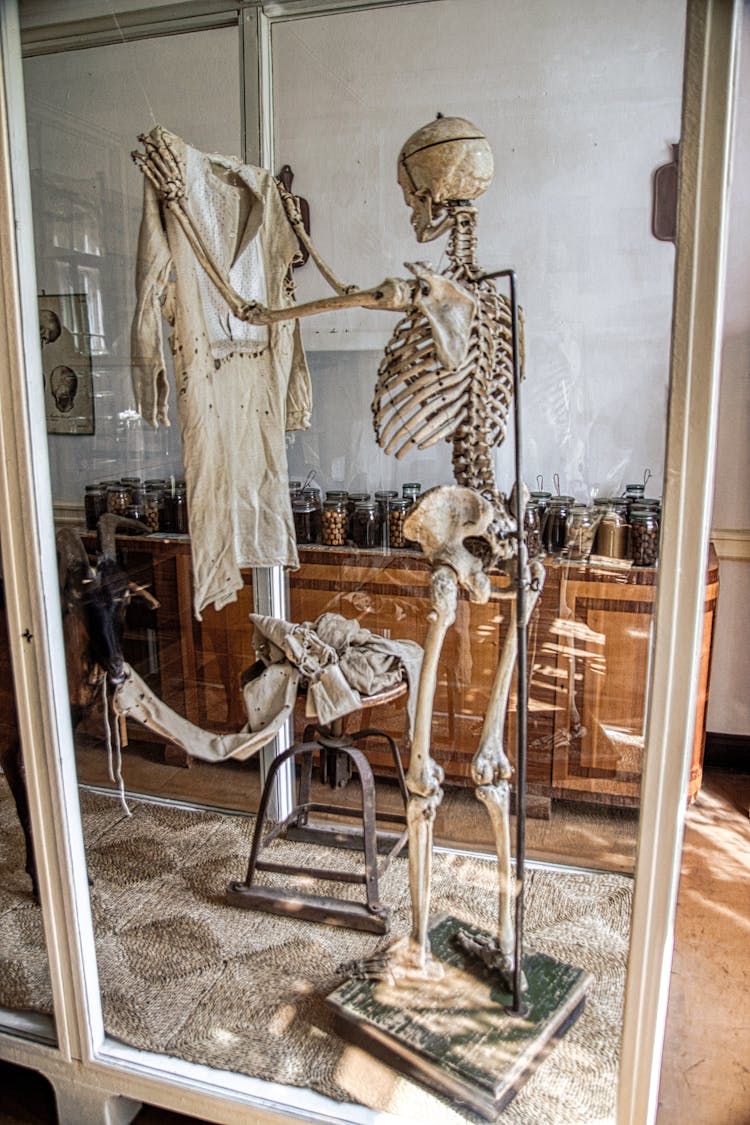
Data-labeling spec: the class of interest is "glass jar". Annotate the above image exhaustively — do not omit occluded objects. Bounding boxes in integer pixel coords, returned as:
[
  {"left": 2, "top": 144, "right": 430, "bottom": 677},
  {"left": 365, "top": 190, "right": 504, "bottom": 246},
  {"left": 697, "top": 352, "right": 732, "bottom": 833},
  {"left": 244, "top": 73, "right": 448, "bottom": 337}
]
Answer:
[
  {"left": 544, "top": 495, "right": 574, "bottom": 556},
  {"left": 351, "top": 500, "right": 382, "bottom": 549},
  {"left": 524, "top": 500, "right": 542, "bottom": 559},
  {"left": 565, "top": 504, "right": 600, "bottom": 560},
  {"left": 630, "top": 507, "right": 659, "bottom": 566},
  {"left": 291, "top": 496, "right": 316, "bottom": 545},
  {"left": 301, "top": 487, "right": 322, "bottom": 543},
  {"left": 530, "top": 490, "right": 552, "bottom": 537},
  {"left": 375, "top": 490, "right": 398, "bottom": 547},
  {"left": 106, "top": 484, "right": 130, "bottom": 515},
  {"left": 143, "top": 488, "right": 163, "bottom": 533},
  {"left": 84, "top": 484, "right": 107, "bottom": 530},
  {"left": 402, "top": 482, "right": 422, "bottom": 503},
  {"left": 321, "top": 498, "right": 348, "bottom": 546},
  {"left": 347, "top": 493, "right": 371, "bottom": 538},
  {"left": 388, "top": 498, "right": 411, "bottom": 549},
  {"left": 595, "top": 499, "right": 629, "bottom": 559},
  {"left": 164, "top": 484, "right": 189, "bottom": 534},
  {"left": 125, "top": 501, "right": 147, "bottom": 527}
]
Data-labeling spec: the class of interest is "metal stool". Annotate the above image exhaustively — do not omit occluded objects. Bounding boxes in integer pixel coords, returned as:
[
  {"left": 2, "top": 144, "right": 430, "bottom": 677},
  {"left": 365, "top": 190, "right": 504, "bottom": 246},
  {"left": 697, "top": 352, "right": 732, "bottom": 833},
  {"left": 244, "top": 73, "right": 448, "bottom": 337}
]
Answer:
[{"left": 226, "top": 683, "right": 409, "bottom": 933}]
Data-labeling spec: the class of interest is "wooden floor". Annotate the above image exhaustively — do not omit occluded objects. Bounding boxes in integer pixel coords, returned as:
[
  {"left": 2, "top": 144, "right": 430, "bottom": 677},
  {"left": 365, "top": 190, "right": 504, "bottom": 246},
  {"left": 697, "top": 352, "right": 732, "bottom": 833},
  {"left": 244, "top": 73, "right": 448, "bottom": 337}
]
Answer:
[{"left": 0, "top": 767, "right": 747, "bottom": 1124}]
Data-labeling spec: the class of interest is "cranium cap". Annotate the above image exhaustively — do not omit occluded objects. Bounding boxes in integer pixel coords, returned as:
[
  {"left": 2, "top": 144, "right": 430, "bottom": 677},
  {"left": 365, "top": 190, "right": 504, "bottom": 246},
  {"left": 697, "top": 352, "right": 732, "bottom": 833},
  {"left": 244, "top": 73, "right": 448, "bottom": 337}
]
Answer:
[{"left": 398, "top": 114, "right": 494, "bottom": 204}]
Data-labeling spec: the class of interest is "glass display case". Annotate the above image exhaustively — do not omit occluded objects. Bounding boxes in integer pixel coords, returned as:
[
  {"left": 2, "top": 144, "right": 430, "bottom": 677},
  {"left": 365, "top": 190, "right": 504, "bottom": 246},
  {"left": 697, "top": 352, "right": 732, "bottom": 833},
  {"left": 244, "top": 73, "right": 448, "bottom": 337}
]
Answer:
[{"left": 0, "top": 2, "right": 738, "bottom": 1123}]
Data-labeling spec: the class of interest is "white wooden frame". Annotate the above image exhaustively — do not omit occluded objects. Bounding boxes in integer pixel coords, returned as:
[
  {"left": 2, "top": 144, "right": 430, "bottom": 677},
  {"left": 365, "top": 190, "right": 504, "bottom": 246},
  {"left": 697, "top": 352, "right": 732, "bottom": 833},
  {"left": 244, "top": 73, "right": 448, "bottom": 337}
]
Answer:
[{"left": 0, "top": 1, "right": 740, "bottom": 1122}]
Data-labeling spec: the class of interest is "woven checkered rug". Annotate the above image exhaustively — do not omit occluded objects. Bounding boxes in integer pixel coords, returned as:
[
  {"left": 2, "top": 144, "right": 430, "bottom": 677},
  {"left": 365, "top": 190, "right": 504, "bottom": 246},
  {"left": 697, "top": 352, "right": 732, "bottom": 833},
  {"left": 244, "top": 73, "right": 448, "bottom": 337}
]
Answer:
[{"left": 0, "top": 781, "right": 631, "bottom": 1123}]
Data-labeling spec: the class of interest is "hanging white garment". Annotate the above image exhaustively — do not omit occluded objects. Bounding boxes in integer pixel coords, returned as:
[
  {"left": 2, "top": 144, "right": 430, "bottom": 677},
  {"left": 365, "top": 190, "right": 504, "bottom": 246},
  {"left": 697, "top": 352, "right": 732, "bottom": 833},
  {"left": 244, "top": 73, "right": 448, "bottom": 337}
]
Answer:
[{"left": 131, "top": 127, "right": 312, "bottom": 618}]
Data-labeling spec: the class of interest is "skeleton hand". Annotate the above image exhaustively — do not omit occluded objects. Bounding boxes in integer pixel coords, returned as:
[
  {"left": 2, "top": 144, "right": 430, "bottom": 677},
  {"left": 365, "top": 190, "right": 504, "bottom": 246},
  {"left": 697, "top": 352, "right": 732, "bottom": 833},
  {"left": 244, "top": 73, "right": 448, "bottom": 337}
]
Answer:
[
  {"left": 132, "top": 127, "right": 186, "bottom": 204},
  {"left": 238, "top": 300, "right": 273, "bottom": 326}
]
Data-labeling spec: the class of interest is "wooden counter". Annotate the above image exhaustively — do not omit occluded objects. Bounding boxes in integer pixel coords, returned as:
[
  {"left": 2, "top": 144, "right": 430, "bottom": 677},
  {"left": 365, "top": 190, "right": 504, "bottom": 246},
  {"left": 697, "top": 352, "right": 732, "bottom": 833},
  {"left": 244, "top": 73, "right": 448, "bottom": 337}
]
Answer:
[{"left": 100, "top": 534, "right": 718, "bottom": 812}]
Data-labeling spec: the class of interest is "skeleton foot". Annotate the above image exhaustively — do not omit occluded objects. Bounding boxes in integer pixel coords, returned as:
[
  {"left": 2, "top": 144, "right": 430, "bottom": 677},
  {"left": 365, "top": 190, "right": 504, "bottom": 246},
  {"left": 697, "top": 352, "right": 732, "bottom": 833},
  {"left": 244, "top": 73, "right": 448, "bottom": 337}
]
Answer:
[
  {"left": 341, "top": 933, "right": 444, "bottom": 986},
  {"left": 455, "top": 929, "right": 526, "bottom": 993}
]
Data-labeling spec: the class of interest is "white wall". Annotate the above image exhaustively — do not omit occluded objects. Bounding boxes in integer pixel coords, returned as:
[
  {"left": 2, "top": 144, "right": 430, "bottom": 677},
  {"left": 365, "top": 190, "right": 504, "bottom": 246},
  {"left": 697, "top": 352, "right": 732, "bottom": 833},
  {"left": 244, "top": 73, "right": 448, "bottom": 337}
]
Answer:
[
  {"left": 21, "top": 2, "right": 687, "bottom": 517},
  {"left": 706, "top": 4, "right": 750, "bottom": 737},
  {"left": 274, "top": 0, "right": 685, "bottom": 501},
  {"left": 23, "top": 27, "right": 242, "bottom": 502}
]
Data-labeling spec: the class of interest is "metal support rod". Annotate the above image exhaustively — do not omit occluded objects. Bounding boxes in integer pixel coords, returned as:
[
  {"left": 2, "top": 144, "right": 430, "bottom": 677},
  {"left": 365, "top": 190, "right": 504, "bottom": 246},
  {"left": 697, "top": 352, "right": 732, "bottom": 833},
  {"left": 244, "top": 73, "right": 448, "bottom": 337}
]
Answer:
[{"left": 482, "top": 267, "right": 527, "bottom": 1013}]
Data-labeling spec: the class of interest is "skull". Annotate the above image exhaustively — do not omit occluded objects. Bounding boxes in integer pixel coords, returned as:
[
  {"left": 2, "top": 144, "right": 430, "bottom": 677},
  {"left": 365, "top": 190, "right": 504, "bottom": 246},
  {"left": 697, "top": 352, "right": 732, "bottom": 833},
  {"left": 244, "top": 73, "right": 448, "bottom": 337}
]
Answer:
[
  {"left": 397, "top": 116, "right": 494, "bottom": 242},
  {"left": 403, "top": 485, "right": 501, "bottom": 603}
]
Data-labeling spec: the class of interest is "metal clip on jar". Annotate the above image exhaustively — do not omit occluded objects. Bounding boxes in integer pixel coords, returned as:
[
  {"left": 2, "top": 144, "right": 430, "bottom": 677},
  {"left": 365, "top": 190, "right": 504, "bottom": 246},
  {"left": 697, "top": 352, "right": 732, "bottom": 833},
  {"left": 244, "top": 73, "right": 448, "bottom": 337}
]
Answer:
[
  {"left": 322, "top": 497, "right": 348, "bottom": 546},
  {"left": 630, "top": 506, "right": 659, "bottom": 566},
  {"left": 351, "top": 500, "right": 382, "bottom": 549}
]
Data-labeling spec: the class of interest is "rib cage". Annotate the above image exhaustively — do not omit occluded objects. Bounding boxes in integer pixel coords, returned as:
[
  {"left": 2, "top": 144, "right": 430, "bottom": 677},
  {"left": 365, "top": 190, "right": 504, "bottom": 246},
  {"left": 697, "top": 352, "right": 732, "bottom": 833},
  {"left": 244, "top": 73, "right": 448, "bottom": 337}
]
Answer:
[{"left": 371, "top": 216, "right": 519, "bottom": 512}]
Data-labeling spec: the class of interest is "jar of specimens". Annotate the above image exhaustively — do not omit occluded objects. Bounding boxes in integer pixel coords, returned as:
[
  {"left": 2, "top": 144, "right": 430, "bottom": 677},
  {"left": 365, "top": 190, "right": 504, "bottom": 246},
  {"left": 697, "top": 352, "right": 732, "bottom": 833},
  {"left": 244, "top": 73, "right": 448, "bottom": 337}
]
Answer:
[
  {"left": 84, "top": 484, "right": 107, "bottom": 530},
  {"left": 375, "top": 490, "right": 398, "bottom": 547},
  {"left": 322, "top": 497, "right": 348, "bottom": 546},
  {"left": 351, "top": 500, "right": 382, "bottom": 549},
  {"left": 530, "top": 490, "right": 552, "bottom": 536},
  {"left": 630, "top": 507, "right": 659, "bottom": 566},
  {"left": 565, "top": 504, "right": 599, "bottom": 560},
  {"left": 388, "top": 498, "right": 412, "bottom": 548},
  {"left": 292, "top": 496, "right": 317, "bottom": 545},
  {"left": 544, "top": 496, "right": 573, "bottom": 556},
  {"left": 301, "top": 487, "right": 322, "bottom": 543},
  {"left": 523, "top": 499, "right": 542, "bottom": 559},
  {"left": 595, "top": 499, "right": 629, "bottom": 559},
  {"left": 106, "top": 484, "right": 130, "bottom": 515}
]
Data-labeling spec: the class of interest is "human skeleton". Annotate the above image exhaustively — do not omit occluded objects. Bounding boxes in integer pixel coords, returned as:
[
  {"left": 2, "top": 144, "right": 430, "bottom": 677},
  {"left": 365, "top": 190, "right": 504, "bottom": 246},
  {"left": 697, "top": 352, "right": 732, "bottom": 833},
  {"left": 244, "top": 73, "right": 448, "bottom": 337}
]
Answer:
[{"left": 133, "top": 117, "right": 543, "bottom": 989}]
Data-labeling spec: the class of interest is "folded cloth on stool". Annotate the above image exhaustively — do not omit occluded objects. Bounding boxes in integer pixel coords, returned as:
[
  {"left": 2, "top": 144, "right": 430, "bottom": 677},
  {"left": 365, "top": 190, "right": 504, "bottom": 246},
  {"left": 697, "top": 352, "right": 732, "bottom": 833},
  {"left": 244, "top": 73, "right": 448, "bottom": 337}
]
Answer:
[{"left": 249, "top": 611, "right": 423, "bottom": 739}]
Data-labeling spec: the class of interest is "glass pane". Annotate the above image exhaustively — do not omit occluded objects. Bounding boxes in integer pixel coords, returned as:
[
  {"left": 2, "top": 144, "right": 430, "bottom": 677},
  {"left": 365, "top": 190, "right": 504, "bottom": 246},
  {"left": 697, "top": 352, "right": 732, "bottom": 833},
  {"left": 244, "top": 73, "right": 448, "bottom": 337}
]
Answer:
[
  {"left": 0, "top": 557, "right": 56, "bottom": 1041},
  {"left": 274, "top": 0, "right": 689, "bottom": 875},
  {"left": 13, "top": 4, "right": 702, "bottom": 1122}
]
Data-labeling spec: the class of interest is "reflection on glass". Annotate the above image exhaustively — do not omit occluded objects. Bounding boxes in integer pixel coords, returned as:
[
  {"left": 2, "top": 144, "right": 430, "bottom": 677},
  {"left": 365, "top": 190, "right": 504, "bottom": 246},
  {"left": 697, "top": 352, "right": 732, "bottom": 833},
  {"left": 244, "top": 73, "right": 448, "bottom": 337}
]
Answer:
[
  {"left": 11, "top": 0, "right": 697, "bottom": 1116},
  {"left": 0, "top": 560, "right": 55, "bottom": 1039}
]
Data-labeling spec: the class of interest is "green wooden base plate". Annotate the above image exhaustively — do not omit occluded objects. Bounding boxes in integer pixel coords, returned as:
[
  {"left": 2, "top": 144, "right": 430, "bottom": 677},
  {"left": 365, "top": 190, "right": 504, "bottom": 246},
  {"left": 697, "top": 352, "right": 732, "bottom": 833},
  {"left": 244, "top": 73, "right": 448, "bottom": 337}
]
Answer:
[{"left": 325, "top": 915, "right": 592, "bottom": 1120}]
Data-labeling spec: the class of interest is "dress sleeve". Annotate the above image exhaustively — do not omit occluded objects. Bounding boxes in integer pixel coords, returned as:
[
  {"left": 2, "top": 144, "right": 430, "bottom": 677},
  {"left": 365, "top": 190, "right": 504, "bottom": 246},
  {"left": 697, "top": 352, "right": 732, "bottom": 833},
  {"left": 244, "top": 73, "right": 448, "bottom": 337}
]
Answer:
[{"left": 130, "top": 177, "right": 174, "bottom": 428}]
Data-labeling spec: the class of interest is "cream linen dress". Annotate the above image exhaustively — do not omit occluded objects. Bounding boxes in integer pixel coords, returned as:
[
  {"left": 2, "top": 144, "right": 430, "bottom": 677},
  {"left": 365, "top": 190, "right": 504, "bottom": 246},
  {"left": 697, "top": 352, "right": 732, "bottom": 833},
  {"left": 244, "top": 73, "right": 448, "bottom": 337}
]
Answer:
[{"left": 131, "top": 129, "right": 311, "bottom": 618}]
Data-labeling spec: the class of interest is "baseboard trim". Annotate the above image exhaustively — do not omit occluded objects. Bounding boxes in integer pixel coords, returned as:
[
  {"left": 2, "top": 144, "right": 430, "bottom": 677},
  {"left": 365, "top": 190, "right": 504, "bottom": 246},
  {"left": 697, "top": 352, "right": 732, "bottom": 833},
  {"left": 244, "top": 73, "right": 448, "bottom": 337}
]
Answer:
[{"left": 704, "top": 731, "right": 750, "bottom": 769}]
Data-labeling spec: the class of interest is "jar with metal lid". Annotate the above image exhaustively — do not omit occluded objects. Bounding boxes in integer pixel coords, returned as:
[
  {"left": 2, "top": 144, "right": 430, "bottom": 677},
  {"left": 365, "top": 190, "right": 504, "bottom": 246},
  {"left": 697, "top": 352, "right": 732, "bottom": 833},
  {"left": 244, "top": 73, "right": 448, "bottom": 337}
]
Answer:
[
  {"left": 325, "top": 490, "right": 349, "bottom": 502},
  {"left": 125, "top": 501, "right": 147, "bottom": 527},
  {"left": 523, "top": 500, "right": 542, "bottom": 559},
  {"left": 164, "top": 484, "right": 189, "bottom": 534},
  {"left": 565, "top": 504, "right": 599, "bottom": 560},
  {"left": 300, "top": 487, "right": 322, "bottom": 543},
  {"left": 322, "top": 497, "right": 348, "bottom": 546},
  {"left": 388, "top": 497, "right": 412, "bottom": 548},
  {"left": 347, "top": 493, "right": 371, "bottom": 538},
  {"left": 595, "top": 499, "right": 629, "bottom": 558},
  {"left": 351, "top": 500, "right": 382, "bottom": 549},
  {"left": 292, "top": 496, "right": 316, "bottom": 545},
  {"left": 374, "top": 490, "right": 398, "bottom": 547},
  {"left": 530, "top": 490, "right": 552, "bottom": 536},
  {"left": 143, "top": 488, "right": 163, "bottom": 532},
  {"left": 402, "top": 482, "right": 422, "bottom": 502},
  {"left": 84, "top": 484, "right": 107, "bottom": 530},
  {"left": 630, "top": 507, "right": 659, "bottom": 566},
  {"left": 106, "top": 484, "right": 130, "bottom": 515},
  {"left": 543, "top": 495, "right": 574, "bottom": 556}
]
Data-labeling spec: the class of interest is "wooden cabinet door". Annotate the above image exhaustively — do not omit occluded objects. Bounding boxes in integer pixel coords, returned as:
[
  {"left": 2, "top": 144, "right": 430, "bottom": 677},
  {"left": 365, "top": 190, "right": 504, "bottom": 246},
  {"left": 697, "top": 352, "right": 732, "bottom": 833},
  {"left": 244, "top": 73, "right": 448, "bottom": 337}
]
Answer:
[
  {"left": 290, "top": 549, "right": 507, "bottom": 784},
  {"left": 550, "top": 567, "right": 656, "bottom": 802}
]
